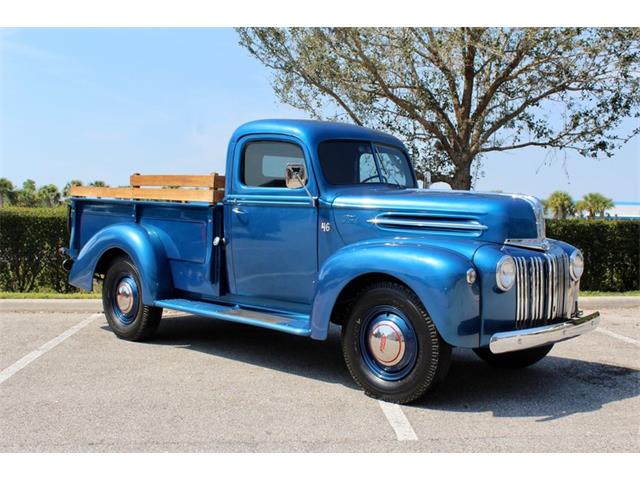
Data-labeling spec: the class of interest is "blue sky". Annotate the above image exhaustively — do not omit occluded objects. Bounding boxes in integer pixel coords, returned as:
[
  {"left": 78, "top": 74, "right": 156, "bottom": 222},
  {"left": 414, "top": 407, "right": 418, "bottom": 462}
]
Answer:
[{"left": 1, "top": 27, "right": 638, "bottom": 201}]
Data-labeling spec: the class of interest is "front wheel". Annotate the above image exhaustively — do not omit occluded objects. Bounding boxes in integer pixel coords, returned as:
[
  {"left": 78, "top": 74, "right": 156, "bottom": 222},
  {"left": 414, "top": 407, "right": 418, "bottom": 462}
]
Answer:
[
  {"left": 473, "top": 344, "right": 553, "bottom": 369},
  {"left": 341, "top": 282, "right": 451, "bottom": 404},
  {"left": 102, "top": 255, "right": 162, "bottom": 341}
]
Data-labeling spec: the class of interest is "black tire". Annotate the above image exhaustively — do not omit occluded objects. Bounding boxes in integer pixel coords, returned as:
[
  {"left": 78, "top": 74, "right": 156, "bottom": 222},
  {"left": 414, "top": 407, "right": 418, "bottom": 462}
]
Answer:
[
  {"left": 341, "top": 282, "right": 451, "bottom": 404},
  {"left": 473, "top": 344, "right": 553, "bottom": 369},
  {"left": 102, "top": 255, "right": 162, "bottom": 341}
]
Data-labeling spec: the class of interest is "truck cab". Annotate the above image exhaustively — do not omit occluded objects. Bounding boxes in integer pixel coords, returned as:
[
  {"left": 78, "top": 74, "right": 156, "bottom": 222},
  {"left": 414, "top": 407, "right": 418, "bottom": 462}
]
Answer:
[{"left": 64, "top": 119, "right": 600, "bottom": 404}]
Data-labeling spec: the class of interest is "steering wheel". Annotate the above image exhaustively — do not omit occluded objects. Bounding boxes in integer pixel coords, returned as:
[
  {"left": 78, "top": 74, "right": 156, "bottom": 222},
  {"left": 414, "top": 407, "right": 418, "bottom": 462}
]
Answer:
[{"left": 361, "top": 175, "right": 380, "bottom": 183}]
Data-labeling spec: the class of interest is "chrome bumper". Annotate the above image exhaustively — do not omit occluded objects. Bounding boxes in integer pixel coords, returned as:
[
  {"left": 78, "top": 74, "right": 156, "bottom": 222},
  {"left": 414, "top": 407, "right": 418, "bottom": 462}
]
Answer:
[{"left": 488, "top": 310, "right": 600, "bottom": 354}]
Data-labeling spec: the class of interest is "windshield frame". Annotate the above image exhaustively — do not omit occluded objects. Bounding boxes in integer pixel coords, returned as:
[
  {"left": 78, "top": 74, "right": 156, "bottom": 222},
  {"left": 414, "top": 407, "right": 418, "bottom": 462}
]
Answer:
[{"left": 317, "top": 139, "right": 417, "bottom": 189}]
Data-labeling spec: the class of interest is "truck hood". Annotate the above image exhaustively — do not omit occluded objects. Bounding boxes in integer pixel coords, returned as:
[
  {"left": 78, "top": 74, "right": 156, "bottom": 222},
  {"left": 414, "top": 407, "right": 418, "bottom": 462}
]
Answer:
[{"left": 330, "top": 187, "right": 545, "bottom": 246}]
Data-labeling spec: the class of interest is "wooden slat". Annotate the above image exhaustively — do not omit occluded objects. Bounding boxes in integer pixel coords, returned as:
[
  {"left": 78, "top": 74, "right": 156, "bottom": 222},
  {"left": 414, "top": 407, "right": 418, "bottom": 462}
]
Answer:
[
  {"left": 130, "top": 174, "right": 222, "bottom": 188},
  {"left": 70, "top": 186, "right": 216, "bottom": 203}
]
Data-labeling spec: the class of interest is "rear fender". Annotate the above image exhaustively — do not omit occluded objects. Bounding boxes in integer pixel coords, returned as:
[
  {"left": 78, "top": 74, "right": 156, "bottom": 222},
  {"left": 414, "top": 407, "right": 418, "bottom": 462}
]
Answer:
[
  {"left": 310, "top": 241, "right": 481, "bottom": 347},
  {"left": 68, "top": 223, "right": 173, "bottom": 303}
]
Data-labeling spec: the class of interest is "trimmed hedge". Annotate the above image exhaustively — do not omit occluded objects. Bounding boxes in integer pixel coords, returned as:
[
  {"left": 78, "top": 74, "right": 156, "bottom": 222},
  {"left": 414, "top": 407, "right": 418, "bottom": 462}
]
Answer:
[
  {"left": 0, "top": 207, "right": 75, "bottom": 293},
  {"left": 547, "top": 219, "right": 639, "bottom": 292},
  {"left": 0, "top": 208, "right": 638, "bottom": 293}
]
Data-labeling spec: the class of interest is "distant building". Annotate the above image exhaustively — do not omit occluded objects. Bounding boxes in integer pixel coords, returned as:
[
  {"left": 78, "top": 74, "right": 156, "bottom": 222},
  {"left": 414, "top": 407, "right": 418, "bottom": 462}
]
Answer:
[{"left": 605, "top": 201, "right": 640, "bottom": 220}]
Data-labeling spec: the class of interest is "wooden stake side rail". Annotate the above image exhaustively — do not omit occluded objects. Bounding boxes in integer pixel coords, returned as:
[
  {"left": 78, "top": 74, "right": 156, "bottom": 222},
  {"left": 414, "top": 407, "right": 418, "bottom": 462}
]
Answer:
[
  {"left": 69, "top": 174, "right": 225, "bottom": 204},
  {"left": 130, "top": 173, "right": 225, "bottom": 189}
]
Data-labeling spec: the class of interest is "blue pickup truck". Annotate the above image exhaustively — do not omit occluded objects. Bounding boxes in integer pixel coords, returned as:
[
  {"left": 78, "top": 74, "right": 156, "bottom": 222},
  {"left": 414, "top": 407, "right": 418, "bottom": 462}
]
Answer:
[{"left": 63, "top": 119, "right": 600, "bottom": 404}]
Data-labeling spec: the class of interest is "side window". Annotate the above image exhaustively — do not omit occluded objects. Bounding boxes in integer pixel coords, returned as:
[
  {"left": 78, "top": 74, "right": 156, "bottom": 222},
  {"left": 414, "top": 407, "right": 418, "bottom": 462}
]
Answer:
[{"left": 242, "top": 141, "right": 305, "bottom": 188}]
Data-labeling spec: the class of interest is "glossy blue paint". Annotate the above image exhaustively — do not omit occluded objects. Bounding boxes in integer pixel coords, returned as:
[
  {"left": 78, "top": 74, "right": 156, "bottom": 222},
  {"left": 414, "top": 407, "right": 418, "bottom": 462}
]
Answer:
[
  {"left": 68, "top": 221, "right": 174, "bottom": 304},
  {"left": 67, "top": 119, "right": 584, "bottom": 352},
  {"left": 331, "top": 187, "right": 539, "bottom": 243},
  {"left": 310, "top": 239, "right": 481, "bottom": 346},
  {"left": 224, "top": 133, "right": 318, "bottom": 304}
]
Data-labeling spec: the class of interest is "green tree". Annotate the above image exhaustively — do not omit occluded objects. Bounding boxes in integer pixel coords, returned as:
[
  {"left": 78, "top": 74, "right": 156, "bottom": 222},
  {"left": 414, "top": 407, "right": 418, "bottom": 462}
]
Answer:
[
  {"left": 63, "top": 179, "right": 83, "bottom": 198},
  {"left": 0, "top": 178, "right": 15, "bottom": 207},
  {"left": 238, "top": 28, "right": 640, "bottom": 189},
  {"left": 89, "top": 180, "right": 108, "bottom": 187},
  {"left": 576, "top": 193, "right": 615, "bottom": 218},
  {"left": 15, "top": 179, "right": 39, "bottom": 207},
  {"left": 37, "top": 184, "right": 62, "bottom": 208},
  {"left": 545, "top": 191, "right": 576, "bottom": 219}
]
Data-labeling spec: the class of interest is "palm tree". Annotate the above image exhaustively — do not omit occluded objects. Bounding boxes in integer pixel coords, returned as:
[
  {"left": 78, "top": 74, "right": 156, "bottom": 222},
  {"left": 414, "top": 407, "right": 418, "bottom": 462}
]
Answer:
[
  {"left": 37, "top": 184, "right": 62, "bottom": 208},
  {"left": 63, "top": 180, "right": 83, "bottom": 198},
  {"left": 545, "top": 191, "right": 576, "bottom": 219},
  {"left": 15, "top": 179, "right": 39, "bottom": 207},
  {"left": 576, "top": 193, "right": 614, "bottom": 218},
  {"left": 0, "top": 177, "right": 15, "bottom": 207}
]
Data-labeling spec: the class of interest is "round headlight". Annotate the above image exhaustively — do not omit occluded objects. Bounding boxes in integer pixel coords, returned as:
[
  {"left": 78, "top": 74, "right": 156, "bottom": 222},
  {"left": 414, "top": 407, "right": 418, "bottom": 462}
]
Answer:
[
  {"left": 570, "top": 250, "right": 584, "bottom": 281},
  {"left": 496, "top": 256, "right": 516, "bottom": 291}
]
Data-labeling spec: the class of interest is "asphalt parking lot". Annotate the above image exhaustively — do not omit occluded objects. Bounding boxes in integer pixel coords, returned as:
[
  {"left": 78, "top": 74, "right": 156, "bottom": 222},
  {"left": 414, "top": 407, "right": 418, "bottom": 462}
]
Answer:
[{"left": 1, "top": 298, "right": 638, "bottom": 452}]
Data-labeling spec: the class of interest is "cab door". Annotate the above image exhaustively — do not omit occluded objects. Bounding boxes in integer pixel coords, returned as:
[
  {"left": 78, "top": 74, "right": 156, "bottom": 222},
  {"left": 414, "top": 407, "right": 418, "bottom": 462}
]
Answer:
[{"left": 225, "top": 135, "right": 318, "bottom": 305}]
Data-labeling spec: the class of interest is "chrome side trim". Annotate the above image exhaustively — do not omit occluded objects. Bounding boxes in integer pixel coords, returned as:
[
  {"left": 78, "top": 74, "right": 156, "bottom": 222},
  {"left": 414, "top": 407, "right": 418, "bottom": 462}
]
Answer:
[
  {"left": 368, "top": 215, "right": 488, "bottom": 231},
  {"left": 489, "top": 310, "right": 600, "bottom": 354},
  {"left": 217, "top": 307, "right": 293, "bottom": 324},
  {"left": 225, "top": 195, "right": 316, "bottom": 207},
  {"left": 233, "top": 199, "right": 315, "bottom": 207},
  {"left": 504, "top": 238, "right": 550, "bottom": 251}
]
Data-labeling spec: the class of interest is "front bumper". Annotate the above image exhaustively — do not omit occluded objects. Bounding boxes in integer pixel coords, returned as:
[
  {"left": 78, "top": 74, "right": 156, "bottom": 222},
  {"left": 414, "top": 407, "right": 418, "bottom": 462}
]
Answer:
[{"left": 488, "top": 310, "right": 600, "bottom": 354}]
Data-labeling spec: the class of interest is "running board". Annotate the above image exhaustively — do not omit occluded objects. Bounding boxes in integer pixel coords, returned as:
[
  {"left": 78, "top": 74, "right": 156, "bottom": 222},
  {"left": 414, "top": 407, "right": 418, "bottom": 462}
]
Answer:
[{"left": 154, "top": 298, "right": 311, "bottom": 336}]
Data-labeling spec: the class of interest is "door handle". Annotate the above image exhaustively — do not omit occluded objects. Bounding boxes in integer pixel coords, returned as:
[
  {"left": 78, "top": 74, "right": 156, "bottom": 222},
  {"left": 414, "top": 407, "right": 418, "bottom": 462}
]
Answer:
[{"left": 232, "top": 207, "right": 247, "bottom": 215}]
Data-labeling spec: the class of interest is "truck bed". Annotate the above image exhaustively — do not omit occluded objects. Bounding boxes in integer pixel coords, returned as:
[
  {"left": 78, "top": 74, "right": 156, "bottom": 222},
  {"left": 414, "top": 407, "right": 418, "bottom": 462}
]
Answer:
[{"left": 69, "top": 197, "right": 224, "bottom": 299}]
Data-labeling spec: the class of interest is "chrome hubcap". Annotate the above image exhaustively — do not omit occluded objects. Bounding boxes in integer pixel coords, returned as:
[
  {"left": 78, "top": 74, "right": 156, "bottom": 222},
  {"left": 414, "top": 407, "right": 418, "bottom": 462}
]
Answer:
[
  {"left": 115, "top": 281, "right": 134, "bottom": 314},
  {"left": 367, "top": 318, "right": 406, "bottom": 367}
]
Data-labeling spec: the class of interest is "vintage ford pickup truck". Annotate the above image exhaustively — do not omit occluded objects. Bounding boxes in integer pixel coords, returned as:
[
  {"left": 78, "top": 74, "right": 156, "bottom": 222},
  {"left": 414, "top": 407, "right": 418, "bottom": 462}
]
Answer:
[{"left": 63, "top": 119, "right": 600, "bottom": 403}]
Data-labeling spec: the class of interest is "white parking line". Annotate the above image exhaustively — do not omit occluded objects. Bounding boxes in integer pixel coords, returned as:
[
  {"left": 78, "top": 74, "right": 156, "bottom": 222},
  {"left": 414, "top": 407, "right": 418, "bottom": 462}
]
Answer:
[
  {"left": 377, "top": 400, "right": 418, "bottom": 441},
  {"left": 596, "top": 327, "right": 640, "bottom": 347},
  {"left": 0, "top": 313, "right": 100, "bottom": 385}
]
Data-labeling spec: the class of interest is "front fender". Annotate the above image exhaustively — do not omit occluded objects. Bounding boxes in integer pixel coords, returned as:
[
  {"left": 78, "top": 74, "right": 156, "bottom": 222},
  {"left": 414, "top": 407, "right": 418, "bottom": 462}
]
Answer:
[
  {"left": 68, "top": 223, "right": 173, "bottom": 304},
  {"left": 310, "top": 240, "right": 481, "bottom": 347}
]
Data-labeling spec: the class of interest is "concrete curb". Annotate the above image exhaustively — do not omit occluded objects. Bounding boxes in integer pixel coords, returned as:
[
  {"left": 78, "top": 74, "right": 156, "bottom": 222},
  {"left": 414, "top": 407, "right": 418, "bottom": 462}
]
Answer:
[
  {"left": 578, "top": 296, "right": 640, "bottom": 310},
  {"left": 0, "top": 299, "right": 103, "bottom": 313}
]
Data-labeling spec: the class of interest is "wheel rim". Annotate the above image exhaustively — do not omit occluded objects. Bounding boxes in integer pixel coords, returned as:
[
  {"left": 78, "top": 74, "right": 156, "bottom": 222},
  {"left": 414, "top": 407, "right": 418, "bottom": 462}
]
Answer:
[
  {"left": 359, "top": 306, "right": 418, "bottom": 381},
  {"left": 112, "top": 275, "right": 139, "bottom": 326}
]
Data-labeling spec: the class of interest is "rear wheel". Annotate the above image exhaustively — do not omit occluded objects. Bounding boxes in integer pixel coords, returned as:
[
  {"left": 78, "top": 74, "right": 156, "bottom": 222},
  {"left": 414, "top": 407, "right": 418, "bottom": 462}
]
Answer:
[
  {"left": 473, "top": 344, "right": 553, "bottom": 369},
  {"left": 102, "top": 256, "right": 162, "bottom": 341},
  {"left": 341, "top": 282, "right": 451, "bottom": 404}
]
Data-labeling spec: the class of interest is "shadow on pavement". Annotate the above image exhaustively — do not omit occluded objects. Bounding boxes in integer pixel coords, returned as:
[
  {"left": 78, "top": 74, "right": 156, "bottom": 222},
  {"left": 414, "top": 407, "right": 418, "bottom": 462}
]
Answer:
[
  {"left": 105, "top": 313, "right": 640, "bottom": 422},
  {"left": 416, "top": 349, "right": 639, "bottom": 421}
]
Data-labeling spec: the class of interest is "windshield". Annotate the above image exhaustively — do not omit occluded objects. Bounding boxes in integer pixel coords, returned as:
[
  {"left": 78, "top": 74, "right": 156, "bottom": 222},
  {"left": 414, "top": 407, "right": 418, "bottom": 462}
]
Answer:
[{"left": 318, "top": 141, "right": 415, "bottom": 188}]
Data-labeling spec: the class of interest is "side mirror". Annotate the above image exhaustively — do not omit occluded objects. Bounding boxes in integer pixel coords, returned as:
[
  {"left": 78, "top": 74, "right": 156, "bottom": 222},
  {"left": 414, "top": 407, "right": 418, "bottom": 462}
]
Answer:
[{"left": 285, "top": 163, "right": 307, "bottom": 189}]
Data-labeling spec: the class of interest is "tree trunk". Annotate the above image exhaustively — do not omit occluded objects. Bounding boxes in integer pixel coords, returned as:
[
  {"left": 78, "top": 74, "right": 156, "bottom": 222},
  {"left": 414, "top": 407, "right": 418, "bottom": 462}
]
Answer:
[{"left": 449, "top": 161, "right": 472, "bottom": 190}]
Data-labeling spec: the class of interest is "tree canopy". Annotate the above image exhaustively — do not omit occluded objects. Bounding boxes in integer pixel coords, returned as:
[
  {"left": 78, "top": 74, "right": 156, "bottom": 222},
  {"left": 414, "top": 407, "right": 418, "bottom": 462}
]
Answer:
[
  {"left": 576, "top": 192, "right": 614, "bottom": 218},
  {"left": 237, "top": 27, "right": 640, "bottom": 189},
  {"left": 0, "top": 178, "right": 107, "bottom": 208},
  {"left": 545, "top": 191, "right": 576, "bottom": 219}
]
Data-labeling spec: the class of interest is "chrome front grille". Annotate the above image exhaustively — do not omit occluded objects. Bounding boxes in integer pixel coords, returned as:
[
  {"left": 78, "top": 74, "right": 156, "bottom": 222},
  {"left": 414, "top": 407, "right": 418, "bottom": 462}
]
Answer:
[{"left": 514, "top": 252, "right": 574, "bottom": 329}]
